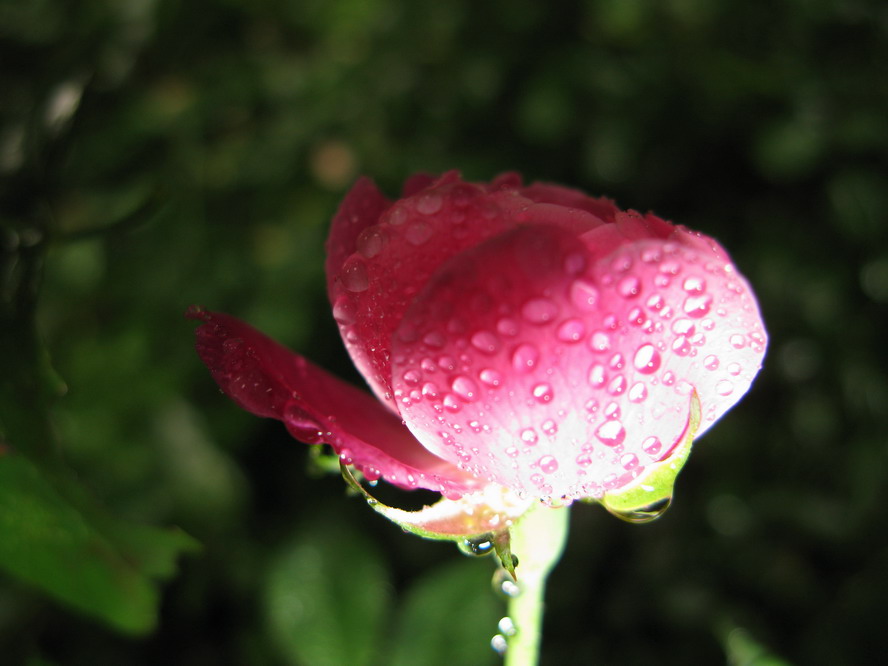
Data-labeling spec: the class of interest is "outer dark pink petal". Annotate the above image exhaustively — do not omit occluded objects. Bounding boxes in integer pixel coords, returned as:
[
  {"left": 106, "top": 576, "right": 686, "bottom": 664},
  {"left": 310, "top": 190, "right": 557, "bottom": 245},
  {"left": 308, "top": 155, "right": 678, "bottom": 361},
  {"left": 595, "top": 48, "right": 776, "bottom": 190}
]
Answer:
[
  {"left": 325, "top": 177, "right": 392, "bottom": 300},
  {"left": 187, "top": 308, "right": 479, "bottom": 496},
  {"left": 520, "top": 181, "right": 620, "bottom": 224},
  {"left": 326, "top": 176, "right": 521, "bottom": 411},
  {"left": 389, "top": 223, "right": 766, "bottom": 500}
]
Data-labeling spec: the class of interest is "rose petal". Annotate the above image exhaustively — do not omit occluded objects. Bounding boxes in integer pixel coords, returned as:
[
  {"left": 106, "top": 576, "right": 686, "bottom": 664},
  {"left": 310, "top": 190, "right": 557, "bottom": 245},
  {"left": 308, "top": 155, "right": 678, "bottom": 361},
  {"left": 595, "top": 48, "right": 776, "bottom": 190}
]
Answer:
[
  {"left": 187, "top": 308, "right": 478, "bottom": 496},
  {"left": 520, "top": 181, "right": 620, "bottom": 223},
  {"left": 327, "top": 175, "right": 520, "bottom": 411},
  {"left": 390, "top": 223, "right": 765, "bottom": 500},
  {"left": 325, "top": 177, "right": 392, "bottom": 292}
]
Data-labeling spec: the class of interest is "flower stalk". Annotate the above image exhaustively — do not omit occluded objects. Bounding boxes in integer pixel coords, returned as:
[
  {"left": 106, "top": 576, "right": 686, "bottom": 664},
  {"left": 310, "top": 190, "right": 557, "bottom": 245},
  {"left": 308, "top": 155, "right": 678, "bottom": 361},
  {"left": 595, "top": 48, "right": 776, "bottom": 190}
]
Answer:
[{"left": 502, "top": 503, "right": 570, "bottom": 666}]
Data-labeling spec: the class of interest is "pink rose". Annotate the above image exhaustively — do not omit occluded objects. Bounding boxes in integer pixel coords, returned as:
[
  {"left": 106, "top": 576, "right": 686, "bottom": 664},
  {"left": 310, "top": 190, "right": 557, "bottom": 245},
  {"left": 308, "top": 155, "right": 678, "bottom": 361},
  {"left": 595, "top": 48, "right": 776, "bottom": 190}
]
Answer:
[{"left": 189, "top": 171, "right": 765, "bottom": 523}]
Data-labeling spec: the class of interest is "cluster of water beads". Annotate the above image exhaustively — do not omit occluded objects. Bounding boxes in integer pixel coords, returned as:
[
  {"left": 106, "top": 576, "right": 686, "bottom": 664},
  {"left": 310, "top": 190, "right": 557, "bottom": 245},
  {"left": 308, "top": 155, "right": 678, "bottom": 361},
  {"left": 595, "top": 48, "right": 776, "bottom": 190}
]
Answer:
[{"left": 490, "top": 616, "right": 518, "bottom": 657}]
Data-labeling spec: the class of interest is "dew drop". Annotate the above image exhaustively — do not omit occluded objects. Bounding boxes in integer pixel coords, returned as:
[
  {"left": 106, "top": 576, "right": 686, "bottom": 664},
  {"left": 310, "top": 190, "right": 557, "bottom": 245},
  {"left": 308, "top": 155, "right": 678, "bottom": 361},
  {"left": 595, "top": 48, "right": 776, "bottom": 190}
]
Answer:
[
  {"left": 672, "top": 336, "right": 692, "bottom": 356},
  {"left": 607, "top": 496, "right": 672, "bottom": 524},
  {"left": 538, "top": 455, "right": 559, "bottom": 474},
  {"left": 471, "top": 330, "right": 500, "bottom": 354},
  {"left": 704, "top": 355, "right": 719, "bottom": 370},
  {"left": 479, "top": 368, "right": 503, "bottom": 387},
  {"left": 659, "top": 259, "right": 681, "bottom": 275},
  {"left": 511, "top": 343, "right": 539, "bottom": 373},
  {"left": 532, "top": 382, "right": 554, "bottom": 403},
  {"left": 620, "top": 453, "right": 640, "bottom": 470},
  {"left": 662, "top": 371, "right": 676, "bottom": 386},
  {"left": 642, "top": 436, "right": 662, "bottom": 456},
  {"left": 521, "top": 297, "right": 559, "bottom": 324},
  {"left": 617, "top": 275, "right": 642, "bottom": 299},
  {"left": 520, "top": 428, "right": 538, "bottom": 445},
  {"left": 682, "top": 276, "right": 706, "bottom": 293},
  {"left": 506, "top": 446, "right": 519, "bottom": 458},
  {"left": 730, "top": 334, "right": 746, "bottom": 349},
  {"left": 641, "top": 247, "right": 662, "bottom": 263},
  {"left": 402, "top": 369, "right": 421, "bottom": 385},
  {"left": 633, "top": 344, "right": 661, "bottom": 374},
  {"left": 595, "top": 420, "right": 626, "bottom": 447},
  {"left": 728, "top": 362, "right": 742, "bottom": 376},
  {"left": 422, "top": 382, "right": 439, "bottom": 399},
  {"left": 671, "top": 318, "right": 695, "bottom": 336},
  {"left": 497, "top": 317, "right": 519, "bottom": 336},
  {"left": 498, "top": 616, "right": 517, "bottom": 636},
  {"left": 607, "top": 375, "right": 627, "bottom": 396},
  {"left": 646, "top": 294, "right": 665, "bottom": 311},
  {"left": 556, "top": 318, "right": 586, "bottom": 343},
  {"left": 457, "top": 534, "right": 494, "bottom": 556},
  {"left": 589, "top": 331, "right": 611, "bottom": 353},
  {"left": 604, "top": 401, "right": 621, "bottom": 419},
  {"left": 406, "top": 222, "right": 433, "bottom": 245},
  {"left": 416, "top": 192, "right": 443, "bottom": 215},
  {"left": 443, "top": 394, "right": 461, "bottom": 412},
  {"left": 570, "top": 279, "right": 600, "bottom": 311},
  {"left": 341, "top": 257, "right": 369, "bottom": 292},
  {"left": 716, "top": 379, "right": 735, "bottom": 396},
  {"left": 356, "top": 227, "right": 385, "bottom": 258},
  {"left": 628, "top": 381, "right": 648, "bottom": 403},
  {"left": 627, "top": 307, "right": 645, "bottom": 326},
  {"left": 422, "top": 331, "right": 445, "bottom": 348},
  {"left": 588, "top": 363, "right": 606, "bottom": 388},
  {"left": 491, "top": 635, "right": 508, "bottom": 656},
  {"left": 452, "top": 375, "right": 479, "bottom": 402},
  {"left": 576, "top": 452, "right": 593, "bottom": 467},
  {"left": 332, "top": 297, "right": 356, "bottom": 325},
  {"left": 682, "top": 294, "right": 713, "bottom": 318}
]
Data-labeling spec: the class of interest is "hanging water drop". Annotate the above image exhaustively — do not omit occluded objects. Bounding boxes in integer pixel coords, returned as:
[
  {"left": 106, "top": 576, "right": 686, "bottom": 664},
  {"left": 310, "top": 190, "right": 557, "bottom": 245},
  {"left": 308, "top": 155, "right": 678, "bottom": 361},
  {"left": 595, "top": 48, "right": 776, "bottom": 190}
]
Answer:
[
  {"left": 606, "top": 496, "right": 673, "bottom": 524},
  {"left": 457, "top": 534, "right": 495, "bottom": 556}
]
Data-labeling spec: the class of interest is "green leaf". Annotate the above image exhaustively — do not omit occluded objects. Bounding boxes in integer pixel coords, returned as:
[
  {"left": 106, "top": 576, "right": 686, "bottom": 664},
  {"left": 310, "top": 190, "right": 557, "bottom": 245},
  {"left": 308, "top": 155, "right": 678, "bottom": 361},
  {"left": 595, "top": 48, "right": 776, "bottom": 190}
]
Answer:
[
  {"left": 265, "top": 521, "right": 391, "bottom": 666},
  {"left": 0, "top": 453, "right": 199, "bottom": 635},
  {"left": 389, "top": 559, "right": 501, "bottom": 666}
]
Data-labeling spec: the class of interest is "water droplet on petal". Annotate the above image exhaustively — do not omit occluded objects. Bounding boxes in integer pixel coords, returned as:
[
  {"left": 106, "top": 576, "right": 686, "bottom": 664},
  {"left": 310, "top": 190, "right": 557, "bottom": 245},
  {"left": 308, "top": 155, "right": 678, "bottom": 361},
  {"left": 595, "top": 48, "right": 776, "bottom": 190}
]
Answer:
[
  {"left": 728, "top": 362, "right": 742, "bottom": 376},
  {"left": 471, "top": 330, "right": 500, "bottom": 354},
  {"left": 402, "top": 369, "right": 421, "bottom": 385},
  {"left": 521, "top": 297, "right": 559, "bottom": 324},
  {"left": 541, "top": 419, "right": 558, "bottom": 436},
  {"left": 479, "top": 368, "right": 503, "bottom": 387},
  {"left": 628, "top": 381, "right": 648, "bottom": 403},
  {"left": 716, "top": 379, "right": 735, "bottom": 396},
  {"left": 457, "top": 534, "right": 494, "bottom": 556},
  {"left": 643, "top": 436, "right": 662, "bottom": 456},
  {"left": 332, "top": 297, "right": 356, "bottom": 325},
  {"left": 704, "top": 355, "right": 719, "bottom": 370},
  {"left": 682, "top": 294, "right": 713, "bottom": 318},
  {"left": 556, "top": 318, "right": 586, "bottom": 343},
  {"left": 452, "top": 376, "right": 479, "bottom": 401},
  {"left": 511, "top": 343, "right": 539, "bottom": 373},
  {"left": 421, "top": 382, "right": 439, "bottom": 398},
  {"left": 589, "top": 331, "right": 611, "bottom": 353},
  {"left": 538, "top": 455, "right": 559, "bottom": 474},
  {"left": 672, "top": 336, "right": 692, "bottom": 356},
  {"left": 620, "top": 453, "right": 639, "bottom": 470},
  {"left": 497, "top": 317, "right": 519, "bottom": 336},
  {"left": 443, "top": 394, "right": 461, "bottom": 412},
  {"left": 682, "top": 276, "right": 706, "bottom": 293},
  {"left": 423, "top": 331, "right": 445, "bottom": 348},
  {"left": 341, "top": 257, "right": 369, "bottom": 292},
  {"left": 356, "top": 227, "right": 385, "bottom": 258},
  {"left": 416, "top": 192, "right": 443, "bottom": 215},
  {"left": 595, "top": 420, "right": 626, "bottom": 446},
  {"left": 588, "top": 363, "right": 606, "bottom": 388},
  {"left": 576, "top": 452, "right": 593, "bottom": 467},
  {"left": 532, "top": 382, "right": 554, "bottom": 403},
  {"left": 607, "top": 375, "right": 627, "bottom": 395},
  {"left": 662, "top": 371, "right": 676, "bottom": 386},
  {"left": 520, "top": 428, "right": 538, "bottom": 445},
  {"left": 627, "top": 307, "right": 645, "bottom": 326},
  {"left": 617, "top": 275, "right": 642, "bottom": 299},
  {"left": 730, "top": 334, "right": 746, "bottom": 349},
  {"left": 633, "top": 344, "right": 661, "bottom": 374},
  {"left": 570, "top": 279, "right": 600, "bottom": 311},
  {"left": 406, "top": 222, "right": 433, "bottom": 245},
  {"left": 671, "top": 318, "right": 695, "bottom": 336}
]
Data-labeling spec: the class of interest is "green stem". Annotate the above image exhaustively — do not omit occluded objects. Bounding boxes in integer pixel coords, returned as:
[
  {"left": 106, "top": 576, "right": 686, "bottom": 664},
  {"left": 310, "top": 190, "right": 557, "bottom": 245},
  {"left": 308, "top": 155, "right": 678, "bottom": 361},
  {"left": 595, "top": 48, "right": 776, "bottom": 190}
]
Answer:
[{"left": 503, "top": 503, "right": 570, "bottom": 666}]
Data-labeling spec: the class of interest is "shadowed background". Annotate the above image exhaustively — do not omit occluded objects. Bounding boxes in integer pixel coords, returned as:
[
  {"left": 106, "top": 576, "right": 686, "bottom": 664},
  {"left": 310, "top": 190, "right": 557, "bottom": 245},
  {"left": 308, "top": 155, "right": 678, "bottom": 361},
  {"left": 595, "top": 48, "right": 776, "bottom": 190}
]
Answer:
[{"left": 1, "top": 0, "right": 886, "bottom": 664}]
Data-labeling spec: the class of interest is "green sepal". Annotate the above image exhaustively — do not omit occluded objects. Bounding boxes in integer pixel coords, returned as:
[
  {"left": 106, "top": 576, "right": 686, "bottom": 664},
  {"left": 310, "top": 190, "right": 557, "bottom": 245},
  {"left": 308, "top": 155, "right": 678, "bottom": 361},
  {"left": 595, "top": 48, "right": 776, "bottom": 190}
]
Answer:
[
  {"left": 600, "top": 390, "right": 702, "bottom": 523},
  {"left": 340, "top": 463, "right": 528, "bottom": 578}
]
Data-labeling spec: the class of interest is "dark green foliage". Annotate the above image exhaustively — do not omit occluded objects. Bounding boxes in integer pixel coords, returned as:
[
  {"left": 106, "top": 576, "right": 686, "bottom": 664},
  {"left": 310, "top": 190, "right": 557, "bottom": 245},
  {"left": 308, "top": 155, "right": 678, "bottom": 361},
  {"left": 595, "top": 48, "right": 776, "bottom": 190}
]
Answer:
[{"left": 1, "top": 0, "right": 886, "bottom": 664}]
